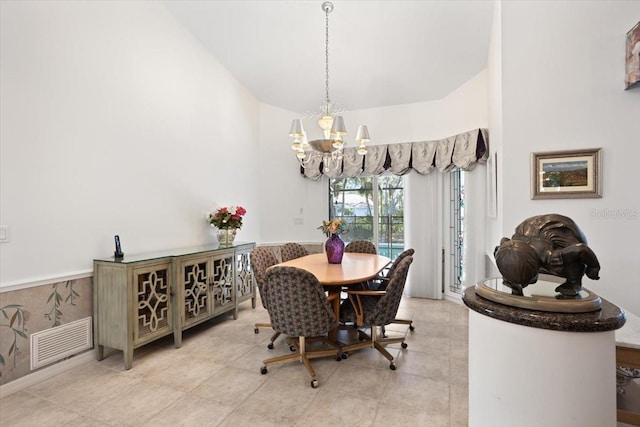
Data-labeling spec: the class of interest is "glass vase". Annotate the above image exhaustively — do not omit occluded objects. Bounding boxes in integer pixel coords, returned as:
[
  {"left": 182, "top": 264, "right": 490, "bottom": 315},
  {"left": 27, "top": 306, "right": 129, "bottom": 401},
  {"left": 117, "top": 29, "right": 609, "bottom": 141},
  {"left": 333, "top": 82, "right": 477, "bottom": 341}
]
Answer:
[
  {"left": 325, "top": 233, "right": 345, "bottom": 264},
  {"left": 216, "top": 228, "right": 237, "bottom": 246}
]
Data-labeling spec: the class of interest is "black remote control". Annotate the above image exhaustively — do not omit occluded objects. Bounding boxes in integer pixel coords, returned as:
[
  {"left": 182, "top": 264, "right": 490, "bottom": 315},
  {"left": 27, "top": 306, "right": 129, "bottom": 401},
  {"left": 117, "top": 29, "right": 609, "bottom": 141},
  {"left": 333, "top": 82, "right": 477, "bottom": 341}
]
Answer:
[{"left": 114, "top": 235, "right": 124, "bottom": 258}]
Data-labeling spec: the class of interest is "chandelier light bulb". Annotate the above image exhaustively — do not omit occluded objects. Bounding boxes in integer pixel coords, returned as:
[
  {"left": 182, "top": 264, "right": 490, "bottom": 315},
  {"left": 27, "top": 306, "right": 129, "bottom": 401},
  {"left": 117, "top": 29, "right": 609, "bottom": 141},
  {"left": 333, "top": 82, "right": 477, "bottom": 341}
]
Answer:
[{"left": 318, "top": 115, "right": 333, "bottom": 131}]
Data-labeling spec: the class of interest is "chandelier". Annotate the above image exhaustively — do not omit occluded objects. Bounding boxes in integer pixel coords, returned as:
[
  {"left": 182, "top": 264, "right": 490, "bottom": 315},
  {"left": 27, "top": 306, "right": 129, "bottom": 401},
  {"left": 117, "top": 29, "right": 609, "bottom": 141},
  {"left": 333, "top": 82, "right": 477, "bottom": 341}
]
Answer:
[{"left": 289, "top": 1, "right": 369, "bottom": 163}]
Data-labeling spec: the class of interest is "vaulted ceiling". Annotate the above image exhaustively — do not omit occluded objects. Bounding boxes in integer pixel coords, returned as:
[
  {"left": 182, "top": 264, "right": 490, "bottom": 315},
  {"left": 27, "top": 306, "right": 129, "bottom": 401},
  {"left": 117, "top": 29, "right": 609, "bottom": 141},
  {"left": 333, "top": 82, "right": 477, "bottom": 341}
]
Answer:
[{"left": 163, "top": 0, "right": 495, "bottom": 114}]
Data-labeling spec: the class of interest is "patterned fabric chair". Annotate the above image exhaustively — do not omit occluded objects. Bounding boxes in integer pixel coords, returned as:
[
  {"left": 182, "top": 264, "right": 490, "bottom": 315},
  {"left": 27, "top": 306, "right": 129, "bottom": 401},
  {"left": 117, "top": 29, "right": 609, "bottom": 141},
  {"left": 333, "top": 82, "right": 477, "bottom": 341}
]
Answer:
[
  {"left": 368, "top": 248, "right": 416, "bottom": 333},
  {"left": 344, "top": 239, "right": 377, "bottom": 254},
  {"left": 250, "top": 247, "right": 281, "bottom": 349},
  {"left": 261, "top": 266, "right": 340, "bottom": 388},
  {"left": 280, "top": 242, "right": 309, "bottom": 262},
  {"left": 343, "top": 239, "right": 378, "bottom": 290},
  {"left": 339, "top": 256, "right": 413, "bottom": 370}
]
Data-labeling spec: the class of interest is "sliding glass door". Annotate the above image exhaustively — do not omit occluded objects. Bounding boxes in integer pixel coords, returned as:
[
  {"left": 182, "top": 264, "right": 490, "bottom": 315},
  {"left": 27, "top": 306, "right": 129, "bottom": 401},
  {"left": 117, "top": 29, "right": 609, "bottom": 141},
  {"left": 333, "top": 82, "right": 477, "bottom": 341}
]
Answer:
[{"left": 329, "top": 175, "right": 404, "bottom": 259}]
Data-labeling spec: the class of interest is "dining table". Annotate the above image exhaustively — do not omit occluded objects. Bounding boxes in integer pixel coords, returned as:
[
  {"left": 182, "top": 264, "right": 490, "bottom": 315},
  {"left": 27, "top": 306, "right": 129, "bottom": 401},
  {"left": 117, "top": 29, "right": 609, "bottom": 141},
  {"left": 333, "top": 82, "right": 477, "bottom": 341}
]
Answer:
[{"left": 272, "top": 252, "right": 391, "bottom": 322}]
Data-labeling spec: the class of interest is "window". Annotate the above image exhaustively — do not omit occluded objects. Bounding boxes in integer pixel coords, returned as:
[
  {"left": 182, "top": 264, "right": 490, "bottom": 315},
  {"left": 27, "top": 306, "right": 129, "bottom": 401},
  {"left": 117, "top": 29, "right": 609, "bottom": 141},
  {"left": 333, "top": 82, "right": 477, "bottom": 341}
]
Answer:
[
  {"left": 447, "top": 169, "right": 465, "bottom": 294},
  {"left": 329, "top": 176, "right": 404, "bottom": 259}
]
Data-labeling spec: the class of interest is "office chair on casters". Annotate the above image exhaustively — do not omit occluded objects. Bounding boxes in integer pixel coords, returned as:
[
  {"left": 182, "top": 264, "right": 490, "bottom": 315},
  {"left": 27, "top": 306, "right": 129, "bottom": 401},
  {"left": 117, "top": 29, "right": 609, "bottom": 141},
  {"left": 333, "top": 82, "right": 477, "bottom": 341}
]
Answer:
[
  {"left": 344, "top": 240, "right": 377, "bottom": 254},
  {"left": 340, "top": 256, "right": 413, "bottom": 370},
  {"left": 250, "top": 247, "right": 281, "bottom": 349},
  {"left": 368, "top": 248, "right": 416, "bottom": 334},
  {"left": 343, "top": 240, "right": 378, "bottom": 292},
  {"left": 280, "top": 242, "right": 309, "bottom": 262},
  {"left": 260, "top": 266, "right": 341, "bottom": 388}
]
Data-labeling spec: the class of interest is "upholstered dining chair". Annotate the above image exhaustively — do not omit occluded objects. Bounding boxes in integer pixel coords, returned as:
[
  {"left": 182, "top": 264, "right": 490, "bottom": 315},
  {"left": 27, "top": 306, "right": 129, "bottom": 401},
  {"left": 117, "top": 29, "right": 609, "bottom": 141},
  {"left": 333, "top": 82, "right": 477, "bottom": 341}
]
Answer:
[
  {"left": 280, "top": 242, "right": 309, "bottom": 262},
  {"left": 344, "top": 239, "right": 377, "bottom": 254},
  {"left": 368, "top": 248, "right": 416, "bottom": 333},
  {"left": 339, "top": 256, "right": 413, "bottom": 370},
  {"left": 343, "top": 239, "right": 378, "bottom": 291},
  {"left": 370, "top": 248, "right": 415, "bottom": 288},
  {"left": 260, "top": 266, "right": 341, "bottom": 388},
  {"left": 250, "top": 247, "right": 281, "bottom": 349}
]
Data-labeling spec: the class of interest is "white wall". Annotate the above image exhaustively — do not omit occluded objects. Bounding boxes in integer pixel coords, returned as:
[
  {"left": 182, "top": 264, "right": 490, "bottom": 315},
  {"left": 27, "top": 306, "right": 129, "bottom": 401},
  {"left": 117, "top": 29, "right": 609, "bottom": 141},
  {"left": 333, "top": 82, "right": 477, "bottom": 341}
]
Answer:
[
  {"left": 256, "top": 103, "right": 329, "bottom": 245},
  {"left": 498, "top": 1, "right": 640, "bottom": 315},
  {"left": 0, "top": 1, "right": 261, "bottom": 287}
]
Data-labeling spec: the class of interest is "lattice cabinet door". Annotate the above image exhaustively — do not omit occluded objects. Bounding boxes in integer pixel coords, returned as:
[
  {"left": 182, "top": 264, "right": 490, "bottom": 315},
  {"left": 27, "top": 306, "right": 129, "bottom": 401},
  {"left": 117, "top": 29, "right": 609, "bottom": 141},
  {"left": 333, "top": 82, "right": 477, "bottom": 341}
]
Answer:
[
  {"left": 176, "top": 255, "right": 213, "bottom": 329},
  {"left": 235, "top": 244, "right": 256, "bottom": 309},
  {"left": 132, "top": 261, "right": 173, "bottom": 346},
  {"left": 210, "top": 249, "right": 236, "bottom": 317}
]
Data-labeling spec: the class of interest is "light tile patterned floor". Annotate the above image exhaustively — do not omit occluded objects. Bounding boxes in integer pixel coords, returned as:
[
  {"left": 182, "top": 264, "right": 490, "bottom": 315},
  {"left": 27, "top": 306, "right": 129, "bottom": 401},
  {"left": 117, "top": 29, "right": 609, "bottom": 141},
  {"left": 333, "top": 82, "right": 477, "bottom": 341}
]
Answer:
[{"left": 0, "top": 297, "right": 469, "bottom": 427}]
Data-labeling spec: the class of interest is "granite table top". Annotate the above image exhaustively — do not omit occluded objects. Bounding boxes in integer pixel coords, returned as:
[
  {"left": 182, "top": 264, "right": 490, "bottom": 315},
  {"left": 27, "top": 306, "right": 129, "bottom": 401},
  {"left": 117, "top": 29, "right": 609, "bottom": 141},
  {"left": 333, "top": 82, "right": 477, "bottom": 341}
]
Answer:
[
  {"left": 463, "top": 285, "right": 626, "bottom": 333},
  {"left": 616, "top": 310, "right": 640, "bottom": 349}
]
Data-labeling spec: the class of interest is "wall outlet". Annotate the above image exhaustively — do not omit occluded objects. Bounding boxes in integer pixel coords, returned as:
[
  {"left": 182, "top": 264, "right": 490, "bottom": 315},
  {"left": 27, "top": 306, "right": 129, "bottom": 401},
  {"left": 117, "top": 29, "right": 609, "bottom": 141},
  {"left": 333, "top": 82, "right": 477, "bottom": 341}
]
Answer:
[{"left": 0, "top": 226, "right": 9, "bottom": 243}]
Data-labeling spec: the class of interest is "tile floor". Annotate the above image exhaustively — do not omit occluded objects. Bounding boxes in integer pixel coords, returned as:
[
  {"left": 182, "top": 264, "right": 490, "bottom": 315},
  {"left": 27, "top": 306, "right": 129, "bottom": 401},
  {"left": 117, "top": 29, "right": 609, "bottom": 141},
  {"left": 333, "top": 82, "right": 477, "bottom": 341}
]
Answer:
[{"left": 0, "top": 296, "right": 469, "bottom": 427}]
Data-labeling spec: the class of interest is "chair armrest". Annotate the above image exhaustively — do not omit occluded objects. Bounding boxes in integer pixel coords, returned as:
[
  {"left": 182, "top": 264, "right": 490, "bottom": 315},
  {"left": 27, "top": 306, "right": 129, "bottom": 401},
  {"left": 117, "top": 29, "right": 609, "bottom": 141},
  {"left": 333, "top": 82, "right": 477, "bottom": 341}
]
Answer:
[
  {"left": 326, "top": 293, "right": 340, "bottom": 302},
  {"left": 366, "top": 276, "right": 390, "bottom": 290},
  {"left": 345, "top": 290, "right": 386, "bottom": 325},
  {"left": 345, "top": 290, "right": 386, "bottom": 297}
]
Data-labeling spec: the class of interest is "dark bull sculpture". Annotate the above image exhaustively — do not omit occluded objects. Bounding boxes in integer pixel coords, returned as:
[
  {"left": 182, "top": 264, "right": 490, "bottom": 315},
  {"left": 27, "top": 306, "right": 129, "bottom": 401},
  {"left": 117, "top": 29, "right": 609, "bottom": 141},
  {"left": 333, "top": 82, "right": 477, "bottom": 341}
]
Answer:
[{"left": 494, "top": 214, "right": 601, "bottom": 297}]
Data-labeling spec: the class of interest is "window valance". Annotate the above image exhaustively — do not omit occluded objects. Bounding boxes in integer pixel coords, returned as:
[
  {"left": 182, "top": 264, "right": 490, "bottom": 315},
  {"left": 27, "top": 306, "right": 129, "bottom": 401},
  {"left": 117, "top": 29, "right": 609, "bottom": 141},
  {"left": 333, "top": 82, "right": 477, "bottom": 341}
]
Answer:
[{"left": 300, "top": 128, "right": 488, "bottom": 179}]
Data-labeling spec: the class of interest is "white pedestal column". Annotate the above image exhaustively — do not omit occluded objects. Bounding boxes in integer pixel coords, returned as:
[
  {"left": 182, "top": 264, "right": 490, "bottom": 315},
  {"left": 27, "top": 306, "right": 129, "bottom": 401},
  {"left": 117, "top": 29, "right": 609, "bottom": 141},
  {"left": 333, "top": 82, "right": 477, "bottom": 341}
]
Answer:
[{"left": 468, "top": 310, "right": 616, "bottom": 427}]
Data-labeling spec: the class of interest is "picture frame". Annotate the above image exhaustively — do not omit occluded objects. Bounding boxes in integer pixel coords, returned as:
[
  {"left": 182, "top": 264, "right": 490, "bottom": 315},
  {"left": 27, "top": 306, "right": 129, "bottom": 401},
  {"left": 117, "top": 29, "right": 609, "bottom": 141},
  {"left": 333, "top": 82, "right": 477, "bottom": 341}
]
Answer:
[
  {"left": 531, "top": 148, "right": 602, "bottom": 199},
  {"left": 625, "top": 21, "right": 640, "bottom": 90}
]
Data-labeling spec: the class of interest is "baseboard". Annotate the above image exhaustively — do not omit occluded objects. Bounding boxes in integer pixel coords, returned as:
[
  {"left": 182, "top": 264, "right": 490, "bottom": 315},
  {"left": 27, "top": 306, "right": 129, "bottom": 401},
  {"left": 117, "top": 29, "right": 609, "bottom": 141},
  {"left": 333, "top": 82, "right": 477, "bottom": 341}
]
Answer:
[
  {"left": 0, "top": 349, "right": 95, "bottom": 399},
  {"left": 444, "top": 293, "right": 463, "bottom": 305}
]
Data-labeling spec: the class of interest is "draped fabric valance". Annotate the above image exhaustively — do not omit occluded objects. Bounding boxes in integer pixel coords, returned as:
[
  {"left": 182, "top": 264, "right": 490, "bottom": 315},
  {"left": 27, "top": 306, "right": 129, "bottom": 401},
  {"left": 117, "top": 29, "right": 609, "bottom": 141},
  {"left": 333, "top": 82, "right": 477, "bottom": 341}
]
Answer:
[{"left": 300, "top": 128, "right": 488, "bottom": 179}]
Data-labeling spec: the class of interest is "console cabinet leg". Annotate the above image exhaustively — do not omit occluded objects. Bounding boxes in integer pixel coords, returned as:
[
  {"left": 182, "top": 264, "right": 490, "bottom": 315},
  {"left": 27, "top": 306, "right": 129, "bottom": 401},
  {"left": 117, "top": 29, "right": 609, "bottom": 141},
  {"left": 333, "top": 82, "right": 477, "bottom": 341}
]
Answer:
[
  {"left": 124, "top": 347, "right": 133, "bottom": 370},
  {"left": 174, "top": 329, "right": 182, "bottom": 348},
  {"left": 96, "top": 344, "right": 104, "bottom": 361}
]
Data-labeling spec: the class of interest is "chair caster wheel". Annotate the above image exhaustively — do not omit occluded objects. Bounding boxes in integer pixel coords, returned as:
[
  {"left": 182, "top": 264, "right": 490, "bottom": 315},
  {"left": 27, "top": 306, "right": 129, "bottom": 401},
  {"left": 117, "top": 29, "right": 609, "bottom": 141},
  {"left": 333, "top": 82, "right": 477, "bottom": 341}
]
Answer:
[
  {"left": 409, "top": 325, "right": 415, "bottom": 331},
  {"left": 389, "top": 363, "right": 396, "bottom": 370},
  {"left": 401, "top": 342, "right": 408, "bottom": 349},
  {"left": 289, "top": 345, "right": 296, "bottom": 352},
  {"left": 260, "top": 366, "right": 268, "bottom": 375},
  {"left": 342, "top": 353, "right": 349, "bottom": 359},
  {"left": 311, "top": 379, "right": 319, "bottom": 388},
  {"left": 254, "top": 328, "right": 259, "bottom": 334},
  {"left": 267, "top": 343, "right": 274, "bottom": 350}
]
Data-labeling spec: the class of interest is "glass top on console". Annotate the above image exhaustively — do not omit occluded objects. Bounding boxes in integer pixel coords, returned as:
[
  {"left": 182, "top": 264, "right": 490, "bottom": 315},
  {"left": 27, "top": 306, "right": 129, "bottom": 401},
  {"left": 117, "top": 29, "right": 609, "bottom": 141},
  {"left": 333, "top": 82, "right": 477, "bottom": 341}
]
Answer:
[
  {"left": 94, "top": 242, "right": 254, "bottom": 264},
  {"left": 475, "top": 276, "right": 602, "bottom": 313}
]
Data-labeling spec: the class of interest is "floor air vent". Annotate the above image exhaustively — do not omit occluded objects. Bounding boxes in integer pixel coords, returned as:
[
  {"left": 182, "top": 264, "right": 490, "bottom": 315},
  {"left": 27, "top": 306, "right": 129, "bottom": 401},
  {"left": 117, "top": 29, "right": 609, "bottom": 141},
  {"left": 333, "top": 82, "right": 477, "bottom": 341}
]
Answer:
[{"left": 30, "top": 317, "right": 93, "bottom": 370}]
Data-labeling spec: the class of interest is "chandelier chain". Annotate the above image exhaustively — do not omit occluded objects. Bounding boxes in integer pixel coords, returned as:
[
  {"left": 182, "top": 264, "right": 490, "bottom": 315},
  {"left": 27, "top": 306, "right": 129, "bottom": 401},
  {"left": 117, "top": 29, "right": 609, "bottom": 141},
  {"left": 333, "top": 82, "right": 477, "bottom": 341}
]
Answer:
[{"left": 324, "top": 5, "right": 330, "bottom": 109}]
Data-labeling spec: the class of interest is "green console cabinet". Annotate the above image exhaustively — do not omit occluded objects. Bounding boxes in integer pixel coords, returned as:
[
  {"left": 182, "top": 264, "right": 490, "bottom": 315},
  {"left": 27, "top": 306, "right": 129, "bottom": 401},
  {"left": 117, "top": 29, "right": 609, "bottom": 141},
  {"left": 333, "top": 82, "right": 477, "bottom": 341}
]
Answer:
[{"left": 93, "top": 243, "right": 255, "bottom": 369}]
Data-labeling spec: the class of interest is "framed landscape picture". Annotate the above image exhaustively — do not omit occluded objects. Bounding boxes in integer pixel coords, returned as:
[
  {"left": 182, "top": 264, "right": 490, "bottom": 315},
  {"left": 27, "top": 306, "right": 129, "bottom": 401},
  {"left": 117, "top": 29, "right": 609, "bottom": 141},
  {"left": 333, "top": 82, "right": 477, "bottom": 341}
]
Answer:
[
  {"left": 531, "top": 148, "right": 602, "bottom": 199},
  {"left": 626, "top": 21, "right": 640, "bottom": 90}
]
